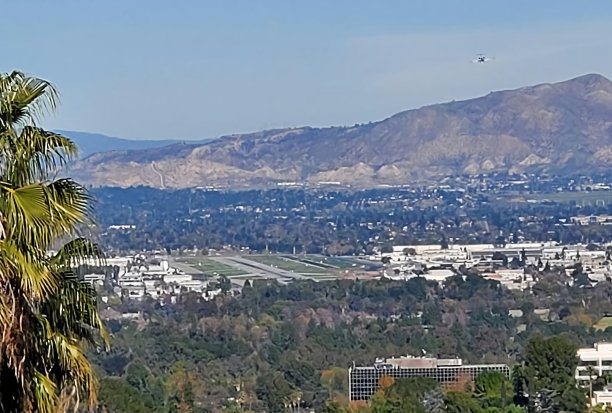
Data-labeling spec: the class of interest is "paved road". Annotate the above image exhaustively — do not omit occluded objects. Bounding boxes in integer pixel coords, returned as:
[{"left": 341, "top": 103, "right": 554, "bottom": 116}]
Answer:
[{"left": 151, "top": 162, "right": 165, "bottom": 189}]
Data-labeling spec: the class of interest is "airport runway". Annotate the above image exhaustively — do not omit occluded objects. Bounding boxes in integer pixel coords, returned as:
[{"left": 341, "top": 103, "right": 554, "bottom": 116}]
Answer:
[
  {"left": 211, "top": 256, "right": 318, "bottom": 283},
  {"left": 169, "top": 260, "right": 205, "bottom": 276}
]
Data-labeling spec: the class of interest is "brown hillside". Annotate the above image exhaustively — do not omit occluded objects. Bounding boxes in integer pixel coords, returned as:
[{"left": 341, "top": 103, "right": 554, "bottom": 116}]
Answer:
[{"left": 70, "top": 74, "right": 612, "bottom": 188}]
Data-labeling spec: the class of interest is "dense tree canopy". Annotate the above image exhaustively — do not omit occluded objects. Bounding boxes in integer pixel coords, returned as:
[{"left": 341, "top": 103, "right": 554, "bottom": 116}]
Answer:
[
  {"left": 90, "top": 273, "right": 612, "bottom": 413},
  {"left": 92, "top": 182, "right": 612, "bottom": 255},
  {"left": 521, "top": 334, "right": 587, "bottom": 412}
]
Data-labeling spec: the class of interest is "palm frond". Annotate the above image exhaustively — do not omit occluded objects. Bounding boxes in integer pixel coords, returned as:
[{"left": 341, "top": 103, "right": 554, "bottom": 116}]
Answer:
[
  {"left": 2, "top": 127, "right": 78, "bottom": 184},
  {"left": 51, "top": 238, "right": 106, "bottom": 270},
  {"left": 0, "top": 179, "right": 92, "bottom": 251},
  {"left": 32, "top": 370, "right": 59, "bottom": 413},
  {"left": 0, "top": 71, "right": 59, "bottom": 128},
  {"left": 44, "top": 179, "right": 93, "bottom": 233},
  {"left": 33, "top": 316, "right": 100, "bottom": 410},
  {"left": 40, "top": 271, "right": 110, "bottom": 349},
  {"left": 0, "top": 239, "right": 58, "bottom": 299},
  {"left": 0, "top": 182, "right": 53, "bottom": 248}
]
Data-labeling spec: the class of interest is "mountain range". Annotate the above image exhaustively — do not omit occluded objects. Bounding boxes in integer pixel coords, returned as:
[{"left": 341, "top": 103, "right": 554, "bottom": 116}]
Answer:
[
  {"left": 56, "top": 130, "right": 180, "bottom": 158},
  {"left": 57, "top": 130, "right": 213, "bottom": 158},
  {"left": 68, "top": 73, "right": 612, "bottom": 188}
]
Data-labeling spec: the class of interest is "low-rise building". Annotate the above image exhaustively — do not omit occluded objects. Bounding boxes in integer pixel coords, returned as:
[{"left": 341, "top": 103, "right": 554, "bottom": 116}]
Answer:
[
  {"left": 83, "top": 273, "right": 105, "bottom": 285},
  {"left": 349, "top": 356, "right": 510, "bottom": 401},
  {"left": 593, "top": 386, "right": 612, "bottom": 408},
  {"left": 576, "top": 342, "right": 612, "bottom": 386}
]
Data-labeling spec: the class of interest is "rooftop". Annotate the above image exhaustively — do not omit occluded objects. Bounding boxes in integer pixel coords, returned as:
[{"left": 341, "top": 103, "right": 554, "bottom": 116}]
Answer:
[{"left": 352, "top": 356, "right": 508, "bottom": 370}]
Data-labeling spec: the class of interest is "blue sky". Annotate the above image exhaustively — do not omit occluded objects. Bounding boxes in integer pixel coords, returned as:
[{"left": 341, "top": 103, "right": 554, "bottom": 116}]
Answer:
[{"left": 4, "top": 1, "right": 612, "bottom": 140}]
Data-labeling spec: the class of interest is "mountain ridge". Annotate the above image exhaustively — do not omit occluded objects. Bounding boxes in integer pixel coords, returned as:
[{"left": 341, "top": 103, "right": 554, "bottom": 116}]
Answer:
[
  {"left": 57, "top": 130, "right": 213, "bottom": 158},
  {"left": 69, "top": 73, "right": 612, "bottom": 188}
]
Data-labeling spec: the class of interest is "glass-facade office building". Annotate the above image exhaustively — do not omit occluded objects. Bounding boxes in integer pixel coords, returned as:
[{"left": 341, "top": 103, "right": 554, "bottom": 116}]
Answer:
[{"left": 349, "top": 357, "right": 510, "bottom": 401}]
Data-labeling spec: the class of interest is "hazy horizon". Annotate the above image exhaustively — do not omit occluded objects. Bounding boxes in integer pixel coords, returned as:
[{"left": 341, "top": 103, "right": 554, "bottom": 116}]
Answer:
[{"left": 4, "top": 1, "right": 612, "bottom": 140}]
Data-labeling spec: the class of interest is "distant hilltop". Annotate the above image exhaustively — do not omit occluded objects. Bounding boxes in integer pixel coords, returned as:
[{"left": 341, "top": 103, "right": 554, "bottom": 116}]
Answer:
[
  {"left": 58, "top": 130, "right": 212, "bottom": 158},
  {"left": 68, "top": 73, "right": 612, "bottom": 188}
]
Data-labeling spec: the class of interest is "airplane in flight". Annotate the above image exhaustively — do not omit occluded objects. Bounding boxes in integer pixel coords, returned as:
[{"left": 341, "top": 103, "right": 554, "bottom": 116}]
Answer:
[{"left": 472, "top": 54, "right": 494, "bottom": 63}]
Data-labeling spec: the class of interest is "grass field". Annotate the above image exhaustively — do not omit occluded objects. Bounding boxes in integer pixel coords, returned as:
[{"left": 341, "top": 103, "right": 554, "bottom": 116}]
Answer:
[
  {"left": 304, "top": 255, "right": 357, "bottom": 269},
  {"left": 594, "top": 317, "right": 612, "bottom": 331},
  {"left": 504, "top": 190, "right": 612, "bottom": 204},
  {"left": 178, "top": 258, "right": 246, "bottom": 277},
  {"left": 246, "top": 255, "right": 331, "bottom": 274},
  {"left": 305, "top": 275, "right": 340, "bottom": 280}
]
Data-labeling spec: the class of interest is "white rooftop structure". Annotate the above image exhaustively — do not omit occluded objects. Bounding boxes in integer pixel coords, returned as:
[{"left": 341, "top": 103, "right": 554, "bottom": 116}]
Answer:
[
  {"left": 593, "top": 386, "right": 612, "bottom": 408},
  {"left": 576, "top": 342, "right": 612, "bottom": 385}
]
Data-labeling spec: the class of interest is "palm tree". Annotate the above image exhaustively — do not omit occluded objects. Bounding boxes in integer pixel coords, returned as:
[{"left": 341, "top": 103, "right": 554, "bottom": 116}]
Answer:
[{"left": 0, "top": 71, "right": 108, "bottom": 412}]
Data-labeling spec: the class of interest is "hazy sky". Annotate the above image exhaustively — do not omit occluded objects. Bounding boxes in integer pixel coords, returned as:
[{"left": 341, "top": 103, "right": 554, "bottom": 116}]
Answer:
[{"left": 4, "top": 1, "right": 612, "bottom": 140}]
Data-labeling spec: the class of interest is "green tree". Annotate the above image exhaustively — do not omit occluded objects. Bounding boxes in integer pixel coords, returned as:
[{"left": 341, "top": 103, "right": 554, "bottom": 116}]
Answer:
[
  {"left": 475, "top": 371, "right": 513, "bottom": 409},
  {"left": 387, "top": 377, "right": 438, "bottom": 401},
  {"left": 255, "top": 371, "right": 293, "bottom": 413},
  {"left": 445, "top": 391, "right": 484, "bottom": 413},
  {"left": 383, "top": 378, "right": 439, "bottom": 413},
  {"left": 0, "top": 71, "right": 108, "bottom": 412},
  {"left": 522, "top": 334, "right": 587, "bottom": 412},
  {"left": 125, "top": 362, "right": 167, "bottom": 407},
  {"left": 324, "top": 400, "right": 351, "bottom": 413},
  {"left": 321, "top": 367, "right": 347, "bottom": 399},
  {"left": 422, "top": 302, "right": 443, "bottom": 325},
  {"left": 98, "top": 377, "right": 157, "bottom": 413}
]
